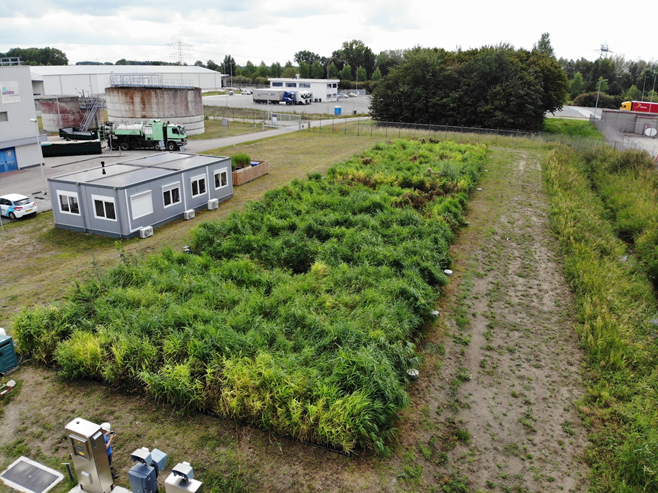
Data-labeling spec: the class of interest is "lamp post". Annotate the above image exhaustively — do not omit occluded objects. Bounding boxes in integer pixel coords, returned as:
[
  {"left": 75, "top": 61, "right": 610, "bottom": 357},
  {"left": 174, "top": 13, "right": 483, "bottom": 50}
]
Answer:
[
  {"left": 594, "top": 79, "right": 607, "bottom": 120},
  {"left": 29, "top": 118, "right": 47, "bottom": 195}
]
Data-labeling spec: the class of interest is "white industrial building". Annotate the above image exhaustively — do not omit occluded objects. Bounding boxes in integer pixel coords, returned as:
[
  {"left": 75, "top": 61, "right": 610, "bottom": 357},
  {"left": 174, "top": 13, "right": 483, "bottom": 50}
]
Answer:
[
  {"left": 269, "top": 78, "right": 340, "bottom": 102},
  {"left": 30, "top": 65, "right": 225, "bottom": 97},
  {"left": 1, "top": 65, "right": 44, "bottom": 173}
]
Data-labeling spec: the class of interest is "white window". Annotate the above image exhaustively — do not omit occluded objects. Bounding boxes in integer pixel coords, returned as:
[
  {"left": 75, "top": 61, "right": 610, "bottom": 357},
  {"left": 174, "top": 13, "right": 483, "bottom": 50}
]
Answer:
[
  {"left": 92, "top": 194, "right": 116, "bottom": 221},
  {"left": 333, "top": 83, "right": 337, "bottom": 88},
  {"left": 214, "top": 169, "right": 228, "bottom": 189},
  {"left": 57, "top": 191, "right": 80, "bottom": 215},
  {"left": 327, "top": 84, "right": 331, "bottom": 88},
  {"left": 191, "top": 175, "right": 207, "bottom": 197},
  {"left": 163, "top": 183, "right": 181, "bottom": 208},
  {"left": 286, "top": 82, "right": 297, "bottom": 87},
  {"left": 327, "top": 94, "right": 331, "bottom": 99},
  {"left": 300, "top": 83, "right": 310, "bottom": 88},
  {"left": 272, "top": 82, "right": 283, "bottom": 87},
  {"left": 130, "top": 191, "right": 153, "bottom": 220}
]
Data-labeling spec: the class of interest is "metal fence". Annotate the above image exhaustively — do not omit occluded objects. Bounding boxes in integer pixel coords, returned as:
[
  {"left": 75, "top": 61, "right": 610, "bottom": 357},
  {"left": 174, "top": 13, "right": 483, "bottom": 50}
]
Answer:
[
  {"left": 110, "top": 74, "right": 194, "bottom": 89},
  {"left": 589, "top": 115, "right": 649, "bottom": 153}
]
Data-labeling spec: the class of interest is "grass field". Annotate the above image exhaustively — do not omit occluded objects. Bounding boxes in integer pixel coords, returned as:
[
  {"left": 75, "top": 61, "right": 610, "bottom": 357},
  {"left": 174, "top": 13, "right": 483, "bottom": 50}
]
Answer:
[{"left": 3, "top": 119, "right": 658, "bottom": 491}]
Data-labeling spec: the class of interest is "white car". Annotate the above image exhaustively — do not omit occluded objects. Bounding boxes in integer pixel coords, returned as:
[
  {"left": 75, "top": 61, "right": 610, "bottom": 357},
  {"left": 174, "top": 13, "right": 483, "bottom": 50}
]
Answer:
[
  {"left": 242, "top": 90, "right": 253, "bottom": 95},
  {"left": 0, "top": 193, "right": 38, "bottom": 220},
  {"left": 348, "top": 93, "right": 358, "bottom": 98}
]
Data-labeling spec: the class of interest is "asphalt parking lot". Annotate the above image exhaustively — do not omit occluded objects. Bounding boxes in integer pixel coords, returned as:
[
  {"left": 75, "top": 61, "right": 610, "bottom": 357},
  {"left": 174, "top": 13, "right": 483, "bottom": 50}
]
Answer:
[{"left": 203, "top": 93, "right": 372, "bottom": 115}]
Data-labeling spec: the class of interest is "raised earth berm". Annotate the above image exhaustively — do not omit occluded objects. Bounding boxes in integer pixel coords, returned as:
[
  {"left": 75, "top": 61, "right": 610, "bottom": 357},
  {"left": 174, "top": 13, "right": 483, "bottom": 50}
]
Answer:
[{"left": 232, "top": 160, "right": 269, "bottom": 186}]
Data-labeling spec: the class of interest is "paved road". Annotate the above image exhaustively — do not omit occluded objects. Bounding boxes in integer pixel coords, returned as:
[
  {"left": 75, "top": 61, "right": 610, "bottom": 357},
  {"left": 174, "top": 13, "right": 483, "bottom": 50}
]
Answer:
[{"left": 0, "top": 117, "right": 370, "bottom": 217}]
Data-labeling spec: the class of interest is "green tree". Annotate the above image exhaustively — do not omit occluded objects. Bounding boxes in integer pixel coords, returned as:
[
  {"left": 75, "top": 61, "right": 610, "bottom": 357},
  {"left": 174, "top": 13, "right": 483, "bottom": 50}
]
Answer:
[
  {"left": 257, "top": 61, "right": 270, "bottom": 78},
  {"left": 194, "top": 60, "right": 204, "bottom": 67},
  {"left": 570, "top": 72, "right": 584, "bottom": 99},
  {"left": 371, "top": 67, "right": 382, "bottom": 81},
  {"left": 242, "top": 60, "right": 256, "bottom": 78},
  {"left": 339, "top": 64, "right": 352, "bottom": 81},
  {"left": 370, "top": 45, "right": 554, "bottom": 131},
  {"left": 376, "top": 50, "right": 404, "bottom": 77},
  {"left": 299, "top": 62, "right": 311, "bottom": 78},
  {"left": 533, "top": 33, "right": 555, "bottom": 57},
  {"left": 623, "top": 84, "right": 642, "bottom": 101},
  {"left": 356, "top": 66, "right": 367, "bottom": 83},
  {"left": 340, "top": 40, "right": 376, "bottom": 79},
  {"left": 206, "top": 59, "right": 220, "bottom": 71},
  {"left": 294, "top": 51, "right": 322, "bottom": 66},
  {"left": 327, "top": 62, "right": 339, "bottom": 79},
  {"left": 282, "top": 64, "right": 297, "bottom": 78},
  {"left": 270, "top": 62, "right": 282, "bottom": 78},
  {"left": 311, "top": 61, "right": 324, "bottom": 79},
  {"left": 1, "top": 46, "right": 68, "bottom": 65},
  {"left": 596, "top": 76, "right": 609, "bottom": 93},
  {"left": 221, "top": 55, "right": 237, "bottom": 76}
]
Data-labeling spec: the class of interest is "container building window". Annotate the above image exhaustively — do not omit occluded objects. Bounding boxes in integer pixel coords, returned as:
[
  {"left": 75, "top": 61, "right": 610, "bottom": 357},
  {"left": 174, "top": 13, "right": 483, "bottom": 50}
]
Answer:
[
  {"left": 286, "top": 82, "right": 297, "bottom": 87},
  {"left": 92, "top": 195, "right": 117, "bottom": 221},
  {"left": 214, "top": 169, "right": 228, "bottom": 189},
  {"left": 163, "top": 183, "right": 181, "bottom": 207},
  {"left": 272, "top": 82, "right": 283, "bottom": 87},
  {"left": 0, "top": 112, "right": 8, "bottom": 122},
  {"left": 57, "top": 191, "right": 80, "bottom": 215},
  {"left": 191, "top": 175, "right": 207, "bottom": 197}
]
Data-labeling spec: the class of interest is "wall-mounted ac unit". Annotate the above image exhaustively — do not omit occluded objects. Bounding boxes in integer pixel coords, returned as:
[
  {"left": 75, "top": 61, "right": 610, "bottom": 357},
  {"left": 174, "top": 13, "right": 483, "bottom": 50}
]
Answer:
[
  {"left": 208, "top": 198, "right": 219, "bottom": 210},
  {"left": 184, "top": 209, "right": 195, "bottom": 220},
  {"left": 139, "top": 226, "right": 153, "bottom": 238}
]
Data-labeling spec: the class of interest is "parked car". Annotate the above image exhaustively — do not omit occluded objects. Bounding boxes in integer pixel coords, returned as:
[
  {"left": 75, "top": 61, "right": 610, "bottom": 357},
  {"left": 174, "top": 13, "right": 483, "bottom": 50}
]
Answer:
[
  {"left": 348, "top": 93, "right": 357, "bottom": 98},
  {"left": 242, "top": 90, "right": 253, "bottom": 95},
  {"left": 0, "top": 194, "right": 38, "bottom": 220},
  {"left": 337, "top": 93, "right": 348, "bottom": 99}
]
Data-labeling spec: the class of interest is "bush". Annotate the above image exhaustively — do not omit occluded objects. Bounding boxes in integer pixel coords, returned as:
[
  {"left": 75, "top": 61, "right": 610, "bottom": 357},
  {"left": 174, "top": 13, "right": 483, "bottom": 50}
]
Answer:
[{"left": 571, "top": 91, "right": 623, "bottom": 109}]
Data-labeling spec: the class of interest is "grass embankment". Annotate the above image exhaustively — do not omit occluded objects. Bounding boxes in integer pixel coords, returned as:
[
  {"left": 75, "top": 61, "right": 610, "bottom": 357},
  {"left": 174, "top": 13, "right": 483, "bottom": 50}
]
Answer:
[
  {"left": 545, "top": 146, "right": 658, "bottom": 491},
  {"left": 188, "top": 119, "right": 262, "bottom": 140},
  {"left": 12, "top": 139, "right": 487, "bottom": 455}
]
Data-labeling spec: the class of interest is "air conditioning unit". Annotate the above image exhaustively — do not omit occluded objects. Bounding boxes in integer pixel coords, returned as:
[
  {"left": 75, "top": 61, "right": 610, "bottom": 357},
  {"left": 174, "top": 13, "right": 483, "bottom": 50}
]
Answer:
[
  {"left": 139, "top": 226, "right": 153, "bottom": 238},
  {"left": 208, "top": 198, "right": 219, "bottom": 210},
  {"left": 184, "top": 209, "right": 195, "bottom": 220}
]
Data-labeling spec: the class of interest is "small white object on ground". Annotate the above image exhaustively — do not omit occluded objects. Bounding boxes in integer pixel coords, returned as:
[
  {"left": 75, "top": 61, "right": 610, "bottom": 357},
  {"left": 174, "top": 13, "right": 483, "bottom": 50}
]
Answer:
[{"left": 444, "top": 269, "right": 453, "bottom": 276}]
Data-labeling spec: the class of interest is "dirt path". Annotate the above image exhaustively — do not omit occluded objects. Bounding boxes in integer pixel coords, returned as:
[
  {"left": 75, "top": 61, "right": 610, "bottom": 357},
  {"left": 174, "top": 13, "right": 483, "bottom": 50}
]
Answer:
[{"left": 399, "top": 148, "right": 589, "bottom": 491}]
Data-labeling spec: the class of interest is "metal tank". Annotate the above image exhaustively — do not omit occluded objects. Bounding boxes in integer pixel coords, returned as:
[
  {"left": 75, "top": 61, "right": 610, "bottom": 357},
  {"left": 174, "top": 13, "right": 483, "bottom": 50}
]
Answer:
[
  {"left": 106, "top": 86, "right": 204, "bottom": 136},
  {"left": 37, "top": 96, "right": 103, "bottom": 133}
]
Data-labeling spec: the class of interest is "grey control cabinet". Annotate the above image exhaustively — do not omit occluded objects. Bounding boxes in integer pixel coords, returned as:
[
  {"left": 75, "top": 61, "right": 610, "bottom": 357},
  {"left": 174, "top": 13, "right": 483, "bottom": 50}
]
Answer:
[{"left": 65, "top": 418, "right": 113, "bottom": 493}]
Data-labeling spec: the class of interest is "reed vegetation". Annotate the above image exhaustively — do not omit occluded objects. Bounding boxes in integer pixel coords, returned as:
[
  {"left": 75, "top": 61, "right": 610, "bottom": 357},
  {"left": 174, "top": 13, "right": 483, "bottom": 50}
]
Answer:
[{"left": 12, "top": 139, "right": 486, "bottom": 455}]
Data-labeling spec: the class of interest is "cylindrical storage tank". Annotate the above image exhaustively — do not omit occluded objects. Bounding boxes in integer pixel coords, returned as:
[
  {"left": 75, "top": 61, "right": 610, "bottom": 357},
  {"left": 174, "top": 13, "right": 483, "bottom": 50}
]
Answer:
[
  {"left": 38, "top": 96, "right": 102, "bottom": 133},
  {"left": 106, "top": 86, "right": 204, "bottom": 135}
]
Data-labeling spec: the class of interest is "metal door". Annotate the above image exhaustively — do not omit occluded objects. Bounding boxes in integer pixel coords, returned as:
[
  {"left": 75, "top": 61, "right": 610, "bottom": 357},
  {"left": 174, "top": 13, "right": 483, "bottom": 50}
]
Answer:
[{"left": 0, "top": 148, "right": 17, "bottom": 173}]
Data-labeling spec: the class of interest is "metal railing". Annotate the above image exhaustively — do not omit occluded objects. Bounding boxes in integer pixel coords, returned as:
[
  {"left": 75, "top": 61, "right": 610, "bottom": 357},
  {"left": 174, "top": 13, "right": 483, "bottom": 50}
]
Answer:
[{"left": 110, "top": 74, "right": 194, "bottom": 89}]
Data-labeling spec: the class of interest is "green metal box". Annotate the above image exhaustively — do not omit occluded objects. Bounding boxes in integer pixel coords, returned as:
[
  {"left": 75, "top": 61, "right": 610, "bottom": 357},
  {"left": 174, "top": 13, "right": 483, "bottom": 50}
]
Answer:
[{"left": 0, "top": 335, "right": 18, "bottom": 374}]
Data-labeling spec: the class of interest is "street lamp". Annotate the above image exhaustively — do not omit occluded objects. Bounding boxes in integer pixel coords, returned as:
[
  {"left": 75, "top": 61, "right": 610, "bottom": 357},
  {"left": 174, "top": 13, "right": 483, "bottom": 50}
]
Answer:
[
  {"left": 29, "top": 118, "right": 47, "bottom": 195},
  {"left": 594, "top": 79, "right": 608, "bottom": 120}
]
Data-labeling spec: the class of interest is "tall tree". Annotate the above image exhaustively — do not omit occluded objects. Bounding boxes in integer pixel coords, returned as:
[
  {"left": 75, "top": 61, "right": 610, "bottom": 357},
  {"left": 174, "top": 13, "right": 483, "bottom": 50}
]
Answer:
[
  {"left": 311, "top": 61, "right": 324, "bottom": 79},
  {"left": 356, "top": 66, "right": 367, "bottom": 83},
  {"left": 339, "top": 64, "right": 352, "bottom": 81},
  {"left": 294, "top": 50, "right": 322, "bottom": 66},
  {"left": 340, "top": 40, "right": 376, "bottom": 79},
  {"left": 570, "top": 72, "right": 584, "bottom": 99},
  {"left": 376, "top": 50, "right": 404, "bottom": 77},
  {"left": 371, "top": 67, "right": 382, "bottom": 81},
  {"left": 206, "top": 59, "right": 220, "bottom": 71},
  {"left": 257, "top": 61, "right": 270, "bottom": 78},
  {"left": 221, "top": 55, "right": 237, "bottom": 76},
  {"left": 270, "top": 62, "right": 282, "bottom": 78},
  {"left": 533, "top": 33, "right": 555, "bottom": 57},
  {"left": 299, "top": 62, "right": 311, "bottom": 78},
  {"left": 327, "top": 62, "right": 339, "bottom": 79}
]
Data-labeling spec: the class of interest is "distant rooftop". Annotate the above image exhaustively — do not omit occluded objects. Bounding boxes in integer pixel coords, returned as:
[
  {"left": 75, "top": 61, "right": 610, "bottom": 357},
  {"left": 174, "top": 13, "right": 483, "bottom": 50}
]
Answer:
[{"left": 30, "top": 65, "right": 223, "bottom": 77}]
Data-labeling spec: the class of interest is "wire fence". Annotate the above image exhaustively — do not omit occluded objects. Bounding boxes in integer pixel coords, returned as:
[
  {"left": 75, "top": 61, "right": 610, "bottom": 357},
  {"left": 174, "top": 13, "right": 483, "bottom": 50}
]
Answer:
[
  {"left": 201, "top": 105, "right": 656, "bottom": 158},
  {"left": 589, "top": 115, "right": 651, "bottom": 153}
]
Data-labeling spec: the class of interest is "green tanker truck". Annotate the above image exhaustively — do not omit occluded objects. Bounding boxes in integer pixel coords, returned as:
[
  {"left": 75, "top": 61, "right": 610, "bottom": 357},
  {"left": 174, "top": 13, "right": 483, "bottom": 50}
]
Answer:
[{"left": 101, "top": 119, "right": 187, "bottom": 151}]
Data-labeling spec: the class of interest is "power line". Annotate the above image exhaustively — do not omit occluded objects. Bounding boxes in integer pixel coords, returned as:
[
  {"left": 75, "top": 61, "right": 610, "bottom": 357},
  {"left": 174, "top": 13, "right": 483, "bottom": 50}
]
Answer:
[{"left": 167, "top": 41, "right": 193, "bottom": 64}]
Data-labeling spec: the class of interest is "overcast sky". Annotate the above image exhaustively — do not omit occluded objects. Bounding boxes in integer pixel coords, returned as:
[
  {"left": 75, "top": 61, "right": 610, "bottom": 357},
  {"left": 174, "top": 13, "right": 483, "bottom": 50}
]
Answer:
[{"left": 1, "top": 0, "right": 654, "bottom": 66}]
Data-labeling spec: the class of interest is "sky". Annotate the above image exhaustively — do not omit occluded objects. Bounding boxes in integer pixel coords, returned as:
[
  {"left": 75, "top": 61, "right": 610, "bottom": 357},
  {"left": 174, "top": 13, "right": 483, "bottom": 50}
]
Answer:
[{"left": 0, "top": 0, "right": 655, "bottom": 67}]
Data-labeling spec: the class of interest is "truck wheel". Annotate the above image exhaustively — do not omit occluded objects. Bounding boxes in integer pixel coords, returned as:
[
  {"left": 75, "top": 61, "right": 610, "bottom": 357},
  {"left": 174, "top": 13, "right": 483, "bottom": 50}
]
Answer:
[
  {"left": 167, "top": 141, "right": 177, "bottom": 151},
  {"left": 119, "top": 142, "right": 129, "bottom": 151},
  {"left": 111, "top": 142, "right": 119, "bottom": 150}
]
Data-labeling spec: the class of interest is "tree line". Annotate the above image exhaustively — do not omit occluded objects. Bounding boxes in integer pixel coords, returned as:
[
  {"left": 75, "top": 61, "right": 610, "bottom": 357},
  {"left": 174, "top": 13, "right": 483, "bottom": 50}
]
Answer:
[{"left": 197, "top": 40, "right": 402, "bottom": 89}]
